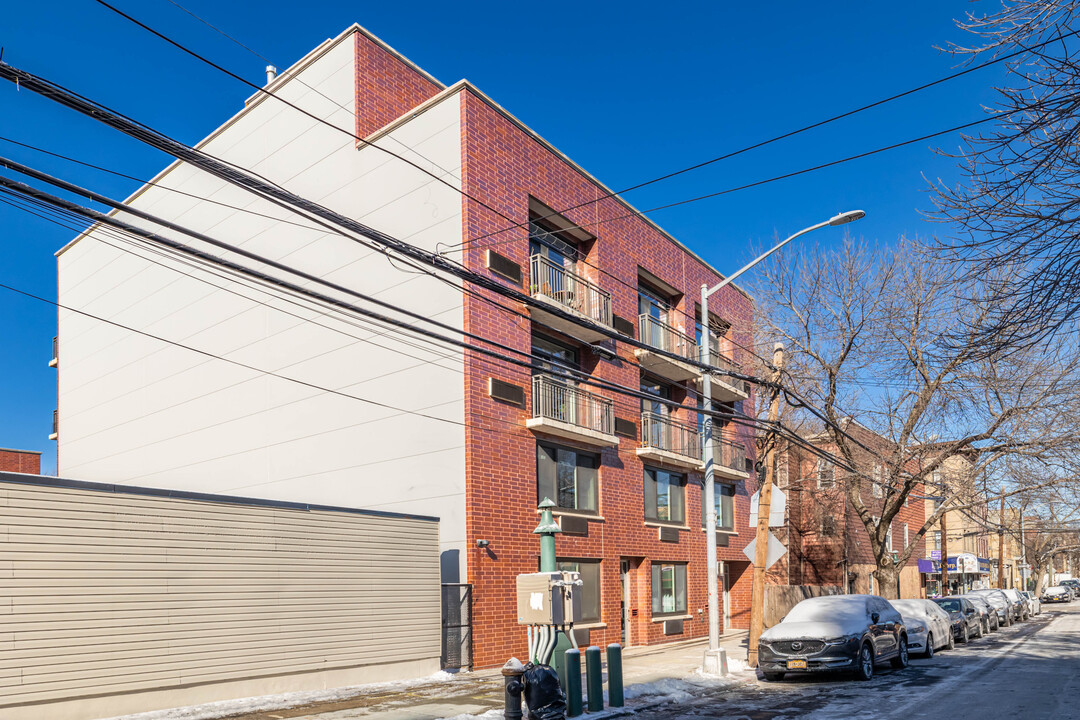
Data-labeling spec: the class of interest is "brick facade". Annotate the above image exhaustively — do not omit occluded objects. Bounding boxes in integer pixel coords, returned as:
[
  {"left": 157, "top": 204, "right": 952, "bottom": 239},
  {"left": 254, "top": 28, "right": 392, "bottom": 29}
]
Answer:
[{"left": 0, "top": 448, "right": 41, "bottom": 474}]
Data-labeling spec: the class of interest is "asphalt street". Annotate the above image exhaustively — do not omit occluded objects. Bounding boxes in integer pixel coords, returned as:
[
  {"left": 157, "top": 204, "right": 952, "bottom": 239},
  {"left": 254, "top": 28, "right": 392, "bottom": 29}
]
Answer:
[{"left": 641, "top": 603, "right": 1078, "bottom": 720}]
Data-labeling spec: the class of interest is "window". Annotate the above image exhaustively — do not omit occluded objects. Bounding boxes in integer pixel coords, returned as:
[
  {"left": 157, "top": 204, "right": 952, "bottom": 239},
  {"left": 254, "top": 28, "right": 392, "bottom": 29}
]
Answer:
[
  {"left": 817, "top": 459, "right": 835, "bottom": 489},
  {"left": 638, "top": 284, "right": 672, "bottom": 348},
  {"left": 537, "top": 444, "right": 598, "bottom": 514},
  {"left": 645, "top": 467, "right": 686, "bottom": 524},
  {"left": 529, "top": 218, "right": 579, "bottom": 267},
  {"left": 557, "top": 559, "right": 601, "bottom": 624},
  {"left": 651, "top": 562, "right": 687, "bottom": 616},
  {"left": 821, "top": 514, "right": 838, "bottom": 536},
  {"left": 886, "top": 523, "right": 894, "bottom": 552},
  {"left": 903, "top": 523, "right": 909, "bottom": 549},
  {"left": 933, "top": 531, "right": 942, "bottom": 550},
  {"left": 872, "top": 465, "right": 883, "bottom": 498},
  {"left": 702, "top": 482, "right": 735, "bottom": 532},
  {"left": 532, "top": 333, "right": 579, "bottom": 375}
]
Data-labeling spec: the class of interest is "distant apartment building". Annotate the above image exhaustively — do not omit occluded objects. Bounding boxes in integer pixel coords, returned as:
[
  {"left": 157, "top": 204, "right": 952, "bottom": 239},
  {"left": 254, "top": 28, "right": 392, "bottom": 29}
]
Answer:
[
  {"left": 772, "top": 422, "right": 927, "bottom": 598},
  {"left": 919, "top": 451, "right": 992, "bottom": 595},
  {"left": 50, "top": 25, "right": 757, "bottom": 669},
  {"left": 988, "top": 506, "right": 1025, "bottom": 590},
  {"left": 0, "top": 447, "right": 41, "bottom": 474}
]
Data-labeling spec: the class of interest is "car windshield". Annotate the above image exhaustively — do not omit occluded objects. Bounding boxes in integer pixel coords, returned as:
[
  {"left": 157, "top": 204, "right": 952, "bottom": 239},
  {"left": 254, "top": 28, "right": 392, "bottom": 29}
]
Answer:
[
  {"left": 785, "top": 595, "right": 868, "bottom": 622},
  {"left": 935, "top": 599, "right": 962, "bottom": 613}
]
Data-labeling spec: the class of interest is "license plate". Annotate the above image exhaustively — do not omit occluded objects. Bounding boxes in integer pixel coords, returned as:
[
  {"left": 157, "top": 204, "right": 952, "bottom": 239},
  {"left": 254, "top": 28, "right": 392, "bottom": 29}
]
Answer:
[{"left": 787, "top": 660, "right": 807, "bottom": 670}]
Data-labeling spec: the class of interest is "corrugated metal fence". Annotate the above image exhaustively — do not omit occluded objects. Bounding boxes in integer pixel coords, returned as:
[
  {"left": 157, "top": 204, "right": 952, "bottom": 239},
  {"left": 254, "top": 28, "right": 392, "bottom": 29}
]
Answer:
[{"left": 0, "top": 473, "right": 441, "bottom": 720}]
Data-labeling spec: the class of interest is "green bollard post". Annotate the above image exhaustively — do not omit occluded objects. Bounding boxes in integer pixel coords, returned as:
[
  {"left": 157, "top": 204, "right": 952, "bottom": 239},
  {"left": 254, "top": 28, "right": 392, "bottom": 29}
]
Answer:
[
  {"left": 564, "top": 648, "right": 583, "bottom": 717},
  {"left": 585, "top": 645, "right": 603, "bottom": 711},
  {"left": 606, "top": 643, "right": 624, "bottom": 707}
]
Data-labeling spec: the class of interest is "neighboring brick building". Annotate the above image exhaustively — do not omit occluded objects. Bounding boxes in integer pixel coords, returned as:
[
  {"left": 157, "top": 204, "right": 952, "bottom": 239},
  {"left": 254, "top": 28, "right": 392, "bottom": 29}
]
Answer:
[
  {"left": 772, "top": 422, "right": 927, "bottom": 598},
  {"left": 52, "top": 25, "right": 757, "bottom": 670},
  {"left": 0, "top": 447, "right": 41, "bottom": 474}
]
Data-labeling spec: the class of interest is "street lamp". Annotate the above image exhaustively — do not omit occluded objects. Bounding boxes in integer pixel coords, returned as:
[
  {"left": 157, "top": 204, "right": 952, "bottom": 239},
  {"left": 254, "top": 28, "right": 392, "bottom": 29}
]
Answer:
[{"left": 701, "top": 210, "right": 865, "bottom": 673}]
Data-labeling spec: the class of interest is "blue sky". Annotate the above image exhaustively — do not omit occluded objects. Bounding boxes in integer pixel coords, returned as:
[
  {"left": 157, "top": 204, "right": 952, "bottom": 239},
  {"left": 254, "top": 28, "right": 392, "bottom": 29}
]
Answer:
[{"left": 0, "top": 1, "right": 1006, "bottom": 473}]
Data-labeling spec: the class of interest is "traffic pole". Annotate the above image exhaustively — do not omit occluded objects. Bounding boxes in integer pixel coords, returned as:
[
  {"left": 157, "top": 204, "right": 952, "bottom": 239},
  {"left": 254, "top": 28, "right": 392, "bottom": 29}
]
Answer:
[
  {"left": 999, "top": 494, "right": 1006, "bottom": 589},
  {"left": 748, "top": 342, "right": 784, "bottom": 668}
]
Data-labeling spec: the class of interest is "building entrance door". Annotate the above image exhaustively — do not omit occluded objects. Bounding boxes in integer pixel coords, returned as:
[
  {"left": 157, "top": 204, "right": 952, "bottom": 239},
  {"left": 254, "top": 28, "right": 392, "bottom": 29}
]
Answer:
[
  {"left": 620, "top": 559, "right": 631, "bottom": 646},
  {"left": 720, "top": 562, "right": 731, "bottom": 631}
]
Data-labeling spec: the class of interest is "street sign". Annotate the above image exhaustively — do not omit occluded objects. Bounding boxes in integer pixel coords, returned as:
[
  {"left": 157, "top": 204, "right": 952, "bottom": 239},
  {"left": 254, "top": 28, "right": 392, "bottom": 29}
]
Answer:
[
  {"left": 930, "top": 550, "right": 941, "bottom": 561},
  {"left": 748, "top": 486, "right": 786, "bottom": 528},
  {"left": 742, "top": 532, "right": 787, "bottom": 570}
]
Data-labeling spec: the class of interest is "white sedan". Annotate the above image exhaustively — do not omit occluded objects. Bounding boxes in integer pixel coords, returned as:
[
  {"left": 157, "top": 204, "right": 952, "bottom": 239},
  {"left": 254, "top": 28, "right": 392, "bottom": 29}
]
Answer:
[{"left": 891, "top": 599, "right": 953, "bottom": 658}]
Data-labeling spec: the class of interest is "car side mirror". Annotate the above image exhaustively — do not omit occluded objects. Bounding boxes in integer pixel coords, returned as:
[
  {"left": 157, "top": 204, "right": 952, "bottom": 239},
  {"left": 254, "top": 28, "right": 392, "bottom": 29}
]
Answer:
[
  {"left": 871, "top": 612, "right": 880, "bottom": 624},
  {"left": 966, "top": 609, "right": 975, "bottom": 616}
]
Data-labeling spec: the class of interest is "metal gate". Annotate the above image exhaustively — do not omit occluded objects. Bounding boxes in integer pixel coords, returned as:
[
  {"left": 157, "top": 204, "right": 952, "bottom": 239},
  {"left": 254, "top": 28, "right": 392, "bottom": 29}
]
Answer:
[{"left": 441, "top": 583, "right": 473, "bottom": 670}]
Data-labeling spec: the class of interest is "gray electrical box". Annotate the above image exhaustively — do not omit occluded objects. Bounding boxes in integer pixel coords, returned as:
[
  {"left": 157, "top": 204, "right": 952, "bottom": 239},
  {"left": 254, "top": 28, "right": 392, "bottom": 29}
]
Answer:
[{"left": 516, "top": 571, "right": 582, "bottom": 625}]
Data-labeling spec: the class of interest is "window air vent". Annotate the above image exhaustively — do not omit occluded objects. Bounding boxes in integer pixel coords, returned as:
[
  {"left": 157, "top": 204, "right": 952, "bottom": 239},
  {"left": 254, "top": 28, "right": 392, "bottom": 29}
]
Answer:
[
  {"left": 488, "top": 378, "right": 525, "bottom": 408},
  {"left": 560, "top": 515, "right": 589, "bottom": 536},
  {"left": 486, "top": 249, "right": 522, "bottom": 285},
  {"left": 614, "top": 417, "right": 637, "bottom": 439},
  {"left": 715, "top": 532, "right": 730, "bottom": 548},
  {"left": 612, "top": 314, "right": 635, "bottom": 338},
  {"left": 659, "top": 526, "right": 680, "bottom": 543},
  {"left": 663, "top": 619, "right": 684, "bottom": 635}
]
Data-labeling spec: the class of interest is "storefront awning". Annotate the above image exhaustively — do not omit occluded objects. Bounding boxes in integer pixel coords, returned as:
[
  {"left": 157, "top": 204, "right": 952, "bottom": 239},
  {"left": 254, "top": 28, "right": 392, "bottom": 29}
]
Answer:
[{"left": 918, "top": 554, "right": 991, "bottom": 575}]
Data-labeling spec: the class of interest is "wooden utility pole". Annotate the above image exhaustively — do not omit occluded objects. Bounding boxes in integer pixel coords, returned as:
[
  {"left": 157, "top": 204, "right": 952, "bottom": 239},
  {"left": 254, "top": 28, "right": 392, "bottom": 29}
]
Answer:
[
  {"left": 747, "top": 343, "right": 784, "bottom": 668},
  {"left": 940, "top": 510, "right": 949, "bottom": 596},
  {"left": 998, "top": 494, "right": 1007, "bottom": 589}
]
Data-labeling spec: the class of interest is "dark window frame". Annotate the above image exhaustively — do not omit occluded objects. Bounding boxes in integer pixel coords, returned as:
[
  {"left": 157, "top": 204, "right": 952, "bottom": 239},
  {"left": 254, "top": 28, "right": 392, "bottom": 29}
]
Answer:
[
  {"left": 556, "top": 558, "right": 602, "bottom": 625},
  {"left": 644, "top": 466, "right": 687, "bottom": 525},
  {"left": 537, "top": 442, "right": 600, "bottom": 515},
  {"left": 651, "top": 562, "right": 688, "bottom": 617}
]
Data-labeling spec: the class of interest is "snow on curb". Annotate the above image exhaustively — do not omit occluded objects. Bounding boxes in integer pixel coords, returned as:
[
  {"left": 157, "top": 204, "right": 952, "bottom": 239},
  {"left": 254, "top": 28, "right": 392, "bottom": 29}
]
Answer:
[{"left": 99, "top": 670, "right": 462, "bottom": 720}]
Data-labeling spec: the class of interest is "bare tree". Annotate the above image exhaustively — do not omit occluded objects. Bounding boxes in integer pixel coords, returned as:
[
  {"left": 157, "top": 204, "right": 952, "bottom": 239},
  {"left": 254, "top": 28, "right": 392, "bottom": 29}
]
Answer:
[
  {"left": 931, "top": 1, "right": 1080, "bottom": 351},
  {"left": 754, "top": 236, "right": 1080, "bottom": 598}
]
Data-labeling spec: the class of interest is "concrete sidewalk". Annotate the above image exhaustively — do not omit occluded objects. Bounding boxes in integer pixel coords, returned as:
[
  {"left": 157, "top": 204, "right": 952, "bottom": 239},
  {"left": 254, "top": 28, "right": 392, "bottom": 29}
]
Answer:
[{"left": 206, "top": 631, "right": 751, "bottom": 720}]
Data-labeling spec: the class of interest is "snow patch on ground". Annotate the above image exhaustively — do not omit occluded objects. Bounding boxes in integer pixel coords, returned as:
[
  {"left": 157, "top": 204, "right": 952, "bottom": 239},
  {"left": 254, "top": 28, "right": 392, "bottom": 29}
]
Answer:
[
  {"left": 100, "top": 670, "right": 463, "bottom": 720},
  {"left": 726, "top": 656, "right": 754, "bottom": 673}
]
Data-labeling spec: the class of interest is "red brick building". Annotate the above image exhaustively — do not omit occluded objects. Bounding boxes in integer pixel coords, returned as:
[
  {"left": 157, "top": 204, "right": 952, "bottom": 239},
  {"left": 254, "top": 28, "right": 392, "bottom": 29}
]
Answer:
[
  {"left": 52, "top": 25, "right": 758, "bottom": 672},
  {"left": 0, "top": 448, "right": 41, "bottom": 475},
  {"left": 773, "top": 423, "right": 927, "bottom": 598}
]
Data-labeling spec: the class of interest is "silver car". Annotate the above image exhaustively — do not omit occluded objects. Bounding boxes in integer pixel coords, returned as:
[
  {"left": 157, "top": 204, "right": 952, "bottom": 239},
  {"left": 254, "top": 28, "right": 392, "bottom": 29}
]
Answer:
[
  {"left": 967, "top": 589, "right": 1015, "bottom": 626},
  {"left": 891, "top": 599, "right": 953, "bottom": 657},
  {"left": 964, "top": 594, "right": 1000, "bottom": 633}
]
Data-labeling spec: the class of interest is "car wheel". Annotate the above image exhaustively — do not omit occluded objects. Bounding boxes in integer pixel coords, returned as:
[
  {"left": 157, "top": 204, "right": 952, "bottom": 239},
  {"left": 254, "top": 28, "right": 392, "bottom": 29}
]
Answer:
[
  {"left": 762, "top": 672, "right": 784, "bottom": 681},
  {"left": 961, "top": 624, "right": 969, "bottom": 643},
  {"left": 925, "top": 633, "right": 934, "bottom": 658},
  {"left": 975, "top": 621, "right": 984, "bottom": 639},
  {"left": 946, "top": 631, "right": 955, "bottom": 650},
  {"left": 1003, "top": 614, "right": 1012, "bottom": 627},
  {"left": 992, "top": 617, "right": 999, "bottom": 631},
  {"left": 855, "top": 643, "right": 874, "bottom": 681},
  {"left": 891, "top": 637, "right": 910, "bottom": 669}
]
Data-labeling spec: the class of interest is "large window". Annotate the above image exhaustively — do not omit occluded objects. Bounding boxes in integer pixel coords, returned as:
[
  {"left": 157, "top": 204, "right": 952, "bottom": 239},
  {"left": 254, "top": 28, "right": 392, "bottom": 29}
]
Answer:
[
  {"left": 644, "top": 467, "right": 686, "bottom": 524},
  {"left": 651, "top": 562, "right": 687, "bottom": 616},
  {"left": 529, "top": 218, "right": 579, "bottom": 267},
  {"left": 557, "top": 559, "right": 601, "bottom": 624},
  {"left": 537, "top": 444, "right": 598, "bottom": 514},
  {"left": 701, "top": 482, "right": 735, "bottom": 532},
  {"left": 532, "top": 333, "right": 579, "bottom": 375},
  {"left": 817, "top": 459, "right": 835, "bottom": 489}
]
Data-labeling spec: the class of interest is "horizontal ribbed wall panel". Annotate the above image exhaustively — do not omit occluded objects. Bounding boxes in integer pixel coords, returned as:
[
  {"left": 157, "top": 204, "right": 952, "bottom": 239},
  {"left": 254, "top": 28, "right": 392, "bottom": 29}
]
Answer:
[{"left": 0, "top": 477, "right": 441, "bottom": 709}]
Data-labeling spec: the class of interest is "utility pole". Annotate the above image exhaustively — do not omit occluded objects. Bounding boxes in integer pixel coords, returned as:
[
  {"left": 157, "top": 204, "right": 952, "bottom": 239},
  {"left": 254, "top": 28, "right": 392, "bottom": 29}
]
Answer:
[
  {"left": 1020, "top": 514, "right": 1028, "bottom": 591},
  {"left": 998, "top": 494, "right": 1006, "bottom": 589},
  {"left": 941, "top": 510, "right": 949, "bottom": 596},
  {"left": 747, "top": 342, "right": 784, "bottom": 668}
]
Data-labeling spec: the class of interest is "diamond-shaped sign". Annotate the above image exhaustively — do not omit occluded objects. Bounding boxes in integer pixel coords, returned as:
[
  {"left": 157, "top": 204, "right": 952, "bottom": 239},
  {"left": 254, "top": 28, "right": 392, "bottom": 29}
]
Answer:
[
  {"left": 742, "top": 532, "right": 787, "bottom": 570},
  {"left": 749, "top": 486, "right": 786, "bottom": 528}
]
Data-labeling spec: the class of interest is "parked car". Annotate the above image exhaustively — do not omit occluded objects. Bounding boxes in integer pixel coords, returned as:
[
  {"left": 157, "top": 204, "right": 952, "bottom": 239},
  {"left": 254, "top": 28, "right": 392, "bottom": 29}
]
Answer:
[
  {"left": 1020, "top": 590, "right": 1041, "bottom": 615},
  {"left": 963, "top": 594, "right": 1000, "bottom": 633},
  {"left": 967, "top": 589, "right": 1016, "bottom": 626},
  {"left": 758, "top": 595, "right": 909, "bottom": 681},
  {"left": 1002, "top": 588, "right": 1030, "bottom": 620},
  {"left": 931, "top": 596, "right": 983, "bottom": 643},
  {"left": 891, "top": 599, "right": 953, "bottom": 657},
  {"left": 1060, "top": 578, "right": 1080, "bottom": 595},
  {"left": 1042, "top": 585, "right": 1071, "bottom": 603}
]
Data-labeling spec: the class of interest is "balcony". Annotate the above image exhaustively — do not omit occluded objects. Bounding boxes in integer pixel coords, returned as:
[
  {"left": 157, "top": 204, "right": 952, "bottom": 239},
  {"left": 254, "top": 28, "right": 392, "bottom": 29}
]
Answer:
[
  {"left": 701, "top": 348, "right": 750, "bottom": 403},
  {"left": 529, "top": 255, "right": 612, "bottom": 343},
  {"left": 637, "top": 412, "right": 704, "bottom": 472},
  {"left": 527, "top": 374, "right": 618, "bottom": 448},
  {"left": 704, "top": 436, "right": 749, "bottom": 480},
  {"left": 634, "top": 315, "right": 699, "bottom": 383},
  {"left": 49, "top": 336, "right": 57, "bottom": 368}
]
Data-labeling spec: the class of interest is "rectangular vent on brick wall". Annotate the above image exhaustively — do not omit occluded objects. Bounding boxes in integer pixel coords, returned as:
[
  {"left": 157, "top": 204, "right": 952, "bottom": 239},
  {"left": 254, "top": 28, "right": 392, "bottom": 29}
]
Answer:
[
  {"left": 658, "top": 526, "right": 680, "bottom": 543},
  {"left": 663, "top": 619, "right": 684, "bottom": 635},
  {"left": 488, "top": 378, "right": 525, "bottom": 408},
  {"left": 486, "top": 249, "right": 522, "bottom": 285},
  {"left": 560, "top": 515, "right": 589, "bottom": 537},
  {"left": 614, "top": 417, "right": 637, "bottom": 439},
  {"left": 612, "top": 314, "right": 635, "bottom": 338},
  {"left": 715, "top": 532, "right": 730, "bottom": 548}
]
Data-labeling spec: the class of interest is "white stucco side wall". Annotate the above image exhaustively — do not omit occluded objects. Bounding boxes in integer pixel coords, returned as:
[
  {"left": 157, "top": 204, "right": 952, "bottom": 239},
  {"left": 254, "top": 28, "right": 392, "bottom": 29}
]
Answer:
[{"left": 55, "top": 32, "right": 468, "bottom": 581}]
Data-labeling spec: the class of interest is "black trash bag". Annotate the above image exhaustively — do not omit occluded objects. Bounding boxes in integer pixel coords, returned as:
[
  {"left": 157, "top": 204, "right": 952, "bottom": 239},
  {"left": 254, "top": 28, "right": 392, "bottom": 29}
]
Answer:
[{"left": 522, "top": 662, "right": 567, "bottom": 720}]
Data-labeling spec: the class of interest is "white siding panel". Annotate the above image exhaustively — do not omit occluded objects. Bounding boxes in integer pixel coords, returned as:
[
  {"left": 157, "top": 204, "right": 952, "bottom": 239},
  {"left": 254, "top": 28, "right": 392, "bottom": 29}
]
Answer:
[{"left": 0, "top": 475, "right": 440, "bottom": 719}]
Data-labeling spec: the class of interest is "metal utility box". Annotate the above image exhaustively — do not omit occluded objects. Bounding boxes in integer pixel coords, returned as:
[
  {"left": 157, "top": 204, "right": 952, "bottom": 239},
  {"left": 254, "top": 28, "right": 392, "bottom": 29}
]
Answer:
[{"left": 516, "top": 571, "right": 582, "bottom": 625}]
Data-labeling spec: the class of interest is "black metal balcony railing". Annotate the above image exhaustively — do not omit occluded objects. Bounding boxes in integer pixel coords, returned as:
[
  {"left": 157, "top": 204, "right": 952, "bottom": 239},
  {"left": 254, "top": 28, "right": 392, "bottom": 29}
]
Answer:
[
  {"left": 641, "top": 411, "right": 702, "bottom": 461},
  {"left": 706, "top": 436, "right": 747, "bottom": 474},
  {"left": 706, "top": 346, "right": 740, "bottom": 376},
  {"left": 532, "top": 374, "right": 613, "bottom": 436},
  {"left": 639, "top": 315, "right": 696, "bottom": 360},
  {"left": 529, "top": 255, "right": 612, "bottom": 327}
]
